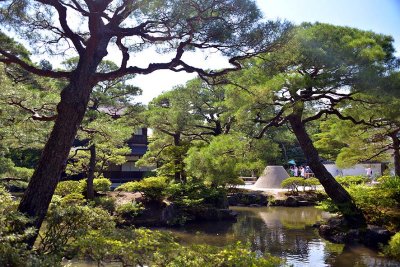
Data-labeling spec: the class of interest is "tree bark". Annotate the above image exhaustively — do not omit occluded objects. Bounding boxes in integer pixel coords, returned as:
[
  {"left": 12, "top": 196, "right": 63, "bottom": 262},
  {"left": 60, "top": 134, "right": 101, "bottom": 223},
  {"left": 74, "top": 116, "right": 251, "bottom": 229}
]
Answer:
[
  {"left": 17, "top": 13, "right": 111, "bottom": 244},
  {"left": 87, "top": 144, "right": 96, "bottom": 199},
  {"left": 17, "top": 36, "right": 109, "bottom": 244},
  {"left": 173, "top": 133, "right": 187, "bottom": 183},
  {"left": 18, "top": 82, "right": 91, "bottom": 247},
  {"left": 288, "top": 114, "right": 366, "bottom": 227},
  {"left": 389, "top": 131, "right": 400, "bottom": 177}
]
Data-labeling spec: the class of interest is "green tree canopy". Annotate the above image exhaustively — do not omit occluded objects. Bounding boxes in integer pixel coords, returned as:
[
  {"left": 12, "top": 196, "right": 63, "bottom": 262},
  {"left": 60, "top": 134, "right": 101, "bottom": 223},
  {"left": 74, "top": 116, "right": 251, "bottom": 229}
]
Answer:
[{"left": 226, "top": 23, "right": 397, "bottom": 226}]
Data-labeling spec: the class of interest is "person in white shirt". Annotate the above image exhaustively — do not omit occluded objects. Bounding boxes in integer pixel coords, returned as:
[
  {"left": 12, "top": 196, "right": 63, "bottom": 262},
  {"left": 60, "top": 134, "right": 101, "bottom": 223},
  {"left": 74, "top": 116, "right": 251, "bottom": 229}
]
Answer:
[{"left": 300, "top": 166, "right": 305, "bottom": 177}]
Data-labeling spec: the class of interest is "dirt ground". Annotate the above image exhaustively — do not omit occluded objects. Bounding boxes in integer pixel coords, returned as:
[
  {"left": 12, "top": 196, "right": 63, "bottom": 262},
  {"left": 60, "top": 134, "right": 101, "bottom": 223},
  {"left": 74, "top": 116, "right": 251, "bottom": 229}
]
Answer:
[{"left": 106, "top": 191, "right": 143, "bottom": 206}]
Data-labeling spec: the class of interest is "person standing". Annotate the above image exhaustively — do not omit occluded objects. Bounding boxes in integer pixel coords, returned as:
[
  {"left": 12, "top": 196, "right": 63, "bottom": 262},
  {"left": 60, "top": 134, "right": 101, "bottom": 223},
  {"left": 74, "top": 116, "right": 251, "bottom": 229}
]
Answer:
[
  {"left": 300, "top": 166, "right": 305, "bottom": 178},
  {"left": 293, "top": 166, "right": 298, "bottom": 177},
  {"left": 289, "top": 166, "right": 294, "bottom": 176},
  {"left": 366, "top": 167, "right": 373, "bottom": 179}
]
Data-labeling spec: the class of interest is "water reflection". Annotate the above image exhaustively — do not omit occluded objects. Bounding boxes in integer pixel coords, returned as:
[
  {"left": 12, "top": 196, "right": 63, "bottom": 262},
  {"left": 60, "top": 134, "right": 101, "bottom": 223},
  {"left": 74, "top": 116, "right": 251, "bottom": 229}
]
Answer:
[{"left": 164, "top": 206, "right": 399, "bottom": 267}]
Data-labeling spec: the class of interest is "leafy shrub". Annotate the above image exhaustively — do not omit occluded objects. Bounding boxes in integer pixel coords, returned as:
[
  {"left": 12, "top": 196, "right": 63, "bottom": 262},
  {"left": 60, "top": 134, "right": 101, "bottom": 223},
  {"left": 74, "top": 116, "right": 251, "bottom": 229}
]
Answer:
[
  {"left": 377, "top": 175, "right": 393, "bottom": 183},
  {"left": 384, "top": 232, "right": 400, "bottom": 260},
  {"left": 54, "top": 180, "right": 85, "bottom": 196},
  {"left": 166, "top": 182, "right": 227, "bottom": 209},
  {"left": 281, "top": 177, "right": 306, "bottom": 192},
  {"left": 38, "top": 194, "right": 115, "bottom": 260},
  {"left": 76, "top": 228, "right": 282, "bottom": 267},
  {"left": 4, "top": 180, "right": 29, "bottom": 192},
  {"left": 0, "top": 186, "right": 36, "bottom": 267},
  {"left": 61, "top": 192, "right": 86, "bottom": 204},
  {"left": 116, "top": 176, "right": 168, "bottom": 201},
  {"left": 91, "top": 197, "right": 116, "bottom": 214},
  {"left": 318, "top": 182, "right": 400, "bottom": 230},
  {"left": 335, "top": 175, "right": 368, "bottom": 187},
  {"left": 166, "top": 242, "right": 282, "bottom": 267},
  {"left": 93, "top": 178, "right": 112, "bottom": 192},
  {"left": 281, "top": 177, "right": 321, "bottom": 192},
  {"left": 379, "top": 176, "right": 400, "bottom": 202},
  {"left": 7, "top": 166, "right": 34, "bottom": 180},
  {"left": 115, "top": 202, "right": 144, "bottom": 222},
  {"left": 0, "top": 186, "right": 65, "bottom": 266}
]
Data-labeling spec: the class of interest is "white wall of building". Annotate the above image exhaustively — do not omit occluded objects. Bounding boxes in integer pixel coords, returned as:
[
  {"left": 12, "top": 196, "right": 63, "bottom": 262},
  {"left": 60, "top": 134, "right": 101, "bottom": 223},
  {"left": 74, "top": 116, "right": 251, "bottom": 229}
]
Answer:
[{"left": 323, "top": 163, "right": 382, "bottom": 177}]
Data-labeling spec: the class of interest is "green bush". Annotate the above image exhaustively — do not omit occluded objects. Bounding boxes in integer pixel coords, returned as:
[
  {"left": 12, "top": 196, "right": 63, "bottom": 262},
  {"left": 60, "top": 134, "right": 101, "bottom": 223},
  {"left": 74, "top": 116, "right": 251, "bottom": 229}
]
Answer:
[
  {"left": 281, "top": 177, "right": 321, "bottom": 192},
  {"left": 303, "top": 178, "right": 320, "bottom": 190},
  {"left": 0, "top": 186, "right": 35, "bottom": 267},
  {"left": 61, "top": 192, "right": 86, "bottom": 204},
  {"left": 384, "top": 232, "right": 400, "bottom": 260},
  {"left": 54, "top": 180, "right": 85, "bottom": 196},
  {"left": 166, "top": 242, "right": 282, "bottom": 267},
  {"left": 115, "top": 202, "right": 144, "bottom": 222},
  {"left": 7, "top": 166, "right": 34, "bottom": 181},
  {"left": 377, "top": 175, "right": 393, "bottom": 183},
  {"left": 317, "top": 182, "right": 400, "bottom": 230},
  {"left": 379, "top": 176, "right": 400, "bottom": 202},
  {"left": 335, "top": 175, "right": 368, "bottom": 187},
  {"left": 38, "top": 194, "right": 115, "bottom": 260},
  {"left": 91, "top": 197, "right": 116, "bottom": 214},
  {"left": 165, "top": 182, "right": 227, "bottom": 209},
  {"left": 4, "top": 180, "right": 29, "bottom": 192},
  {"left": 0, "top": 186, "right": 63, "bottom": 266},
  {"left": 76, "top": 228, "right": 282, "bottom": 267},
  {"left": 281, "top": 177, "right": 305, "bottom": 192},
  {"left": 93, "top": 178, "right": 112, "bottom": 192},
  {"left": 116, "top": 176, "right": 168, "bottom": 201}
]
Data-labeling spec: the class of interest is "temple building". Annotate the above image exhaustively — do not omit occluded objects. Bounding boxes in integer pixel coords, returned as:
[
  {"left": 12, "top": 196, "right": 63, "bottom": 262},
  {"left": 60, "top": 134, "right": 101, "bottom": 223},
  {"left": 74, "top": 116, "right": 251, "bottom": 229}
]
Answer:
[{"left": 103, "top": 128, "right": 154, "bottom": 185}]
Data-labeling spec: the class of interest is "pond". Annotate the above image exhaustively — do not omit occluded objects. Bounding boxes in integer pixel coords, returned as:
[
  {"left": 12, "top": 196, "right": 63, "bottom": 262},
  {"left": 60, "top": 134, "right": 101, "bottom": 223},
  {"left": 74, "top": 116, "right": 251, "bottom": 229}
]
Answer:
[{"left": 162, "top": 206, "right": 399, "bottom": 267}]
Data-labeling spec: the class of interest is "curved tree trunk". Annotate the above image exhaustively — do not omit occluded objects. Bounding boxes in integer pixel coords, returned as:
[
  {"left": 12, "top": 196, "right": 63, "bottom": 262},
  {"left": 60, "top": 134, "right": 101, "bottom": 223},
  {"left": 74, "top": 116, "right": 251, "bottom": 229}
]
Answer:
[
  {"left": 17, "top": 15, "right": 111, "bottom": 244},
  {"left": 389, "top": 131, "right": 400, "bottom": 177},
  {"left": 288, "top": 114, "right": 366, "bottom": 227},
  {"left": 172, "top": 133, "right": 187, "bottom": 183},
  {"left": 18, "top": 73, "right": 98, "bottom": 247}
]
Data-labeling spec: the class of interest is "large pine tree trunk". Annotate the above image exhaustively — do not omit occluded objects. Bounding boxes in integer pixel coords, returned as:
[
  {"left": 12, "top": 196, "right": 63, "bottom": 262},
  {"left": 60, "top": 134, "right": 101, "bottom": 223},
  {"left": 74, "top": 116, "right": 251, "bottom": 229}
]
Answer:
[
  {"left": 17, "top": 15, "right": 111, "bottom": 248},
  {"left": 390, "top": 131, "right": 400, "bottom": 177},
  {"left": 173, "top": 133, "right": 187, "bottom": 183},
  {"left": 288, "top": 114, "right": 366, "bottom": 227},
  {"left": 18, "top": 76, "right": 95, "bottom": 248}
]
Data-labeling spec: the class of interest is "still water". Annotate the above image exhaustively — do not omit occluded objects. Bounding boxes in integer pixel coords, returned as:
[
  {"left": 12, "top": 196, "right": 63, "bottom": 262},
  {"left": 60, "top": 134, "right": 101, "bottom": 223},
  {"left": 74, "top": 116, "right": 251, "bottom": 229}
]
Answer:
[{"left": 163, "top": 206, "right": 399, "bottom": 267}]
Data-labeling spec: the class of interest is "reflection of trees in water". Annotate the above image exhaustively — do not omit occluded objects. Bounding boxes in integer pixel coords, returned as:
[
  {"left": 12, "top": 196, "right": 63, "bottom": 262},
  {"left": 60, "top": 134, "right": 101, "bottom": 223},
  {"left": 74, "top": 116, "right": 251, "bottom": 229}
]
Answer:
[
  {"left": 326, "top": 245, "right": 400, "bottom": 267},
  {"left": 163, "top": 207, "right": 399, "bottom": 267},
  {"left": 162, "top": 220, "right": 237, "bottom": 246},
  {"left": 231, "top": 207, "right": 324, "bottom": 259}
]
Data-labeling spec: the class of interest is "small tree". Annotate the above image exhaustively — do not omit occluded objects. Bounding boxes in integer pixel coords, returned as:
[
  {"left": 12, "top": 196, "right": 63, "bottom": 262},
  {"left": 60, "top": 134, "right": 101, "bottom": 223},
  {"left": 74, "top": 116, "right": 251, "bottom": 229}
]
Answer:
[{"left": 185, "top": 134, "right": 279, "bottom": 186}]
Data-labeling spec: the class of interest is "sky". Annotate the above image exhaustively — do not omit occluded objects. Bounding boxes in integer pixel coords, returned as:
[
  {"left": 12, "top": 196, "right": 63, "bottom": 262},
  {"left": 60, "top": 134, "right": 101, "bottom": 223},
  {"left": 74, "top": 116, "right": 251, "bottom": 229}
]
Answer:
[{"left": 132, "top": 0, "right": 400, "bottom": 104}]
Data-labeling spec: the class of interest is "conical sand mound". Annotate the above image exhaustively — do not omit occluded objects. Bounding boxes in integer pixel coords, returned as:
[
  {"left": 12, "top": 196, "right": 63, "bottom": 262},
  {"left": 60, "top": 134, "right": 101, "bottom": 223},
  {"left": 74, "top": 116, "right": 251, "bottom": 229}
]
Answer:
[{"left": 254, "top": 166, "right": 289, "bottom": 189}]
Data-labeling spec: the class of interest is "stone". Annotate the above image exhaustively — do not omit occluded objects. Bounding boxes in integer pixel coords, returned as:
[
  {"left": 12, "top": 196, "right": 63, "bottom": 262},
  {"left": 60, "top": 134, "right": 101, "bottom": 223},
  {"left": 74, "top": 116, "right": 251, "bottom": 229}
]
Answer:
[
  {"left": 362, "top": 225, "right": 393, "bottom": 249},
  {"left": 318, "top": 217, "right": 394, "bottom": 249},
  {"left": 297, "top": 200, "right": 312, "bottom": 206},
  {"left": 284, "top": 196, "right": 299, "bottom": 207},
  {"left": 228, "top": 192, "right": 268, "bottom": 206},
  {"left": 161, "top": 202, "right": 179, "bottom": 225},
  {"left": 318, "top": 224, "right": 346, "bottom": 243},
  {"left": 227, "top": 195, "right": 238, "bottom": 206}
]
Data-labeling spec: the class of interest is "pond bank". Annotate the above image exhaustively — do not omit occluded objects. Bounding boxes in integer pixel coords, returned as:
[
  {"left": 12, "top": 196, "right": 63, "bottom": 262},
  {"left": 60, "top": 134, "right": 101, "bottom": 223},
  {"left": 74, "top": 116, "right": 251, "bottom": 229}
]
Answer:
[
  {"left": 158, "top": 206, "right": 399, "bottom": 267},
  {"left": 227, "top": 189, "right": 326, "bottom": 207}
]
